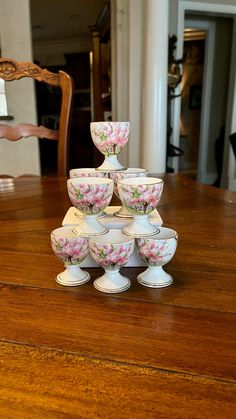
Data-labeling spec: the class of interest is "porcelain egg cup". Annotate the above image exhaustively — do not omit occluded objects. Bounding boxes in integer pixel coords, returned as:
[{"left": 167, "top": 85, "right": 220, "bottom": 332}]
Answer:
[
  {"left": 110, "top": 168, "right": 148, "bottom": 218},
  {"left": 117, "top": 177, "right": 164, "bottom": 237},
  {"left": 136, "top": 227, "right": 178, "bottom": 288},
  {"left": 51, "top": 226, "right": 90, "bottom": 286},
  {"left": 90, "top": 121, "right": 130, "bottom": 171},
  {"left": 69, "top": 168, "right": 108, "bottom": 179},
  {"left": 69, "top": 168, "right": 108, "bottom": 218},
  {"left": 67, "top": 177, "right": 114, "bottom": 236},
  {"left": 89, "top": 229, "right": 134, "bottom": 293}
]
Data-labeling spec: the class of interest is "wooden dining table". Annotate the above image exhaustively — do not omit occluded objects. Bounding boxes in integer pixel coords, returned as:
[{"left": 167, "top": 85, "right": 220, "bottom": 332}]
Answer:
[{"left": 0, "top": 174, "right": 235, "bottom": 418}]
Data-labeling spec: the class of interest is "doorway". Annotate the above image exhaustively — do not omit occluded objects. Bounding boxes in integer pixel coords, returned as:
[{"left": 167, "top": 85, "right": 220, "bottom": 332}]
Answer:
[
  {"left": 173, "top": 1, "right": 236, "bottom": 190},
  {"left": 179, "top": 28, "right": 206, "bottom": 179},
  {"left": 179, "top": 15, "right": 233, "bottom": 185}
]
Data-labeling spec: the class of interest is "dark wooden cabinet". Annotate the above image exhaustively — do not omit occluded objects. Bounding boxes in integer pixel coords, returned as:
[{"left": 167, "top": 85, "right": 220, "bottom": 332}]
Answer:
[
  {"left": 36, "top": 69, "right": 63, "bottom": 175},
  {"left": 37, "top": 53, "right": 96, "bottom": 174},
  {"left": 65, "top": 53, "right": 94, "bottom": 170}
]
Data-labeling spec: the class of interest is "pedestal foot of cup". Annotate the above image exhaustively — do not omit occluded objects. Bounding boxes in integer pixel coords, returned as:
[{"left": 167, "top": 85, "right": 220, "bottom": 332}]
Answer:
[
  {"left": 93, "top": 270, "right": 131, "bottom": 293},
  {"left": 114, "top": 205, "right": 132, "bottom": 218},
  {"left": 72, "top": 215, "right": 108, "bottom": 237},
  {"left": 97, "top": 155, "right": 126, "bottom": 172},
  {"left": 122, "top": 214, "right": 159, "bottom": 237},
  {"left": 74, "top": 209, "right": 106, "bottom": 219},
  {"left": 137, "top": 266, "right": 173, "bottom": 288},
  {"left": 56, "top": 265, "right": 90, "bottom": 286}
]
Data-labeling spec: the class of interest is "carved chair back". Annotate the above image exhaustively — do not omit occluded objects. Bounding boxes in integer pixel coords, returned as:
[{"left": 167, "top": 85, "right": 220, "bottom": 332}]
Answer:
[{"left": 0, "top": 58, "right": 74, "bottom": 176}]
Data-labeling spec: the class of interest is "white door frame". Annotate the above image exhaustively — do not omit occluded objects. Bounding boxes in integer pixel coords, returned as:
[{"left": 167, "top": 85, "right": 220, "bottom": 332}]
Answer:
[{"left": 173, "top": 0, "right": 236, "bottom": 189}]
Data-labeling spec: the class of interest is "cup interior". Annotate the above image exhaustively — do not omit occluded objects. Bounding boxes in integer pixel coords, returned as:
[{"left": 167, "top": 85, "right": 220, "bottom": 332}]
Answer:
[
  {"left": 118, "top": 176, "right": 163, "bottom": 186},
  {"left": 122, "top": 167, "right": 147, "bottom": 174},
  {"left": 68, "top": 177, "right": 113, "bottom": 186},
  {"left": 149, "top": 227, "right": 178, "bottom": 240},
  {"left": 51, "top": 226, "right": 80, "bottom": 239},
  {"left": 91, "top": 121, "right": 130, "bottom": 128},
  {"left": 111, "top": 168, "right": 148, "bottom": 178}
]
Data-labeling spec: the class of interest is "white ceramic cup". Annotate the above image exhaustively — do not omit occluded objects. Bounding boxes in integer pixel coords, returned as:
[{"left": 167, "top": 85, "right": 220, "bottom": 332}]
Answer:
[
  {"left": 136, "top": 227, "right": 178, "bottom": 287},
  {"left": 89, "top": 229, "right": 134, "bottom": 293},
  {"left": 67, "top": 177, "right": 114, "bottom": 236},
  {"left": 51, "top": 226, "right": 90, "bottom": 286},
  {"left": 110, "top": 168, "right": 148, "bottom": 217},
  {"left": 90, "top": 121, "right": 130, "bottom": 171},
  {"left": 117, "top": 177, "right": 164, "bottom": 237}
]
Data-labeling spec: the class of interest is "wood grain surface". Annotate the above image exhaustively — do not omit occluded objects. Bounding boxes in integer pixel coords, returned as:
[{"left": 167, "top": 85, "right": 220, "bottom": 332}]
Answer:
[{"left": 0, "top": 175, "right": 235, "bottom": 418}]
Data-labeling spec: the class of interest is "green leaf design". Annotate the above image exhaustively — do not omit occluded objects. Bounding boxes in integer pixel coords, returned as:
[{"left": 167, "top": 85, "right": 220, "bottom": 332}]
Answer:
[
  {"left": 99, "top": 248, "right": 107, "bottom": 258},
  {"left": 76, "top": 190, "right": 84, "bottom": 199},
  {"left": 100, "top": 132, "right": 107, "bottom": 141},
  {"left": 55, "top": 239, "right": 66, "bottom": 251},
  {"left": 131, "top": 187, "right": 141, "bottom": 198}
]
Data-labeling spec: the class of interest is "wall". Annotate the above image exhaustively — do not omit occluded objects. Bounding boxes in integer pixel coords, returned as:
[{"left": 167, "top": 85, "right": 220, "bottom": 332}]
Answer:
[
  {"left": 126, "top": 0, "right": 144, "bottom": 167},
  {"left": 111, "top": 0, "right": 129, "bottom": 167},
  {"left": 0, "top": 0, "right": 41, "bottom": 176},
  {"left": 112, "top": 0, "right": 168, "bottom": 172},
  {"left": 33, "top": 38, "right": 90, "bottom": 67}
]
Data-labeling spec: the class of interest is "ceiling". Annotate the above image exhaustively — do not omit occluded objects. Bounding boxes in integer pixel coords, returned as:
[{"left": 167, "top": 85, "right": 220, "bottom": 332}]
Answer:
[{"left": 30, "top": 0, "right": 107, "bottom": 42}]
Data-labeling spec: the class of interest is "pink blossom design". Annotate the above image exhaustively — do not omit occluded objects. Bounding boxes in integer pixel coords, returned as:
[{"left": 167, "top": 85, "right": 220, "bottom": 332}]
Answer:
[
  {"left": 70, "top": 170, "right": 107, "bottom": 179},
  {"left": 51, "top": 236, "right": 89, "bottom": 265},
  {"left": 136, "top": 238, "right": 171, "bottom": 266},
  {"left": 89, "top": 241, "right": 134, "bottom": 271},
  {"left": 110, "top": 171, "right": 147, "bottom": 198},
  {"left": 91, "top": 122, "right": 130, "bottom": 156},
  {"left": 68, "top": 182, "right": 113, "bottom": 214},
  {"left": 119, "top": 182, "right": 163, "bottom": 214}
]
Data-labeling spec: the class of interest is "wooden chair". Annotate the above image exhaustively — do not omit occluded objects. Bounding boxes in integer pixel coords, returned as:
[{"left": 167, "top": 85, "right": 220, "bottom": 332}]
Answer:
[{"left": 0, "top": 58, "right": 74, "bottom": 176}]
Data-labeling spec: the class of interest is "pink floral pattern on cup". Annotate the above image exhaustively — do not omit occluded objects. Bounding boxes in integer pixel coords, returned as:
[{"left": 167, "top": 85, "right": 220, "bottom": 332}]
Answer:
[
  {"left": 110, "top": 168, "right": 148, "bottom": 197},
  {"left": 89, "top": 241, "right": 134, "bottom": 271},
  {"left": 118, "top": 182, "right": 163, "bottom": 215},
  {"left": 51, "top": 235, "right": 89, "bottom": 266},
  {"left": 136, "top": 238, "right": 171, "bottom": 266},
  {"left": 68, "top": 181, "right": 113, "bottom": 214},
  {"left": 69, "top": 168, "right": 107, "bottom": 179},
  {"left": 90, "top": 122, "right": 130, "bottom": 156},
  {"left": 135, "top": 228, "right": 178, "bottom": 287}
]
